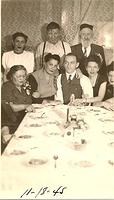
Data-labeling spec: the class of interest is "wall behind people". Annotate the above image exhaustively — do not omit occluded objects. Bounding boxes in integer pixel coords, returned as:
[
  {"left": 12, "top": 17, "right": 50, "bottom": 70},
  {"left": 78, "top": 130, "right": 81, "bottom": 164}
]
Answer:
[{"left": 1, "top": 0, "right": 113, "bottom": 63}]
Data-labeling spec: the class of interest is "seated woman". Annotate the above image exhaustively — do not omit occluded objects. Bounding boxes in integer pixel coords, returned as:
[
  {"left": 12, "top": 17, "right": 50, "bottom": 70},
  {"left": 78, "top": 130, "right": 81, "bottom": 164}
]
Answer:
[
  {"left": 73, "top": 54, "right": 107, "bottom": 105},
  {"left": 1, "top": 65, "right": 35, "bottom": 128},
  {"left": 94, "top": 61, "right": 114, "bottom": 110},
  {"left": 28, "top": 53, "right": 60, "bottom": 104}
]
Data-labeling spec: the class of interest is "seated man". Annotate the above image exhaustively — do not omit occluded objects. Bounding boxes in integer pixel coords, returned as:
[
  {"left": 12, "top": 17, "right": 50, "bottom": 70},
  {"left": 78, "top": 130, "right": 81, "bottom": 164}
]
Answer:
[
  {"left": 2, "top": 32, "right": 34, "bottom": 76},
  {"left": 55, "top": 53, "right": 93, "bottom": 104}
]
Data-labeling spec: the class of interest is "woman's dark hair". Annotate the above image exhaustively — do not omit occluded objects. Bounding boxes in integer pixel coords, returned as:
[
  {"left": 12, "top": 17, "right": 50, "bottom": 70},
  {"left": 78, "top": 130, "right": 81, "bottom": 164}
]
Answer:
[
  {"left": 7, "top": 65, "right": 27, "bottom": 80},
  {"left": 47, "top": 22, "right": 60, "bottom": 31},
  {"left": 44, "top": 53, "right": 60, "bottom": 64},
  {"left": 107, "top": 61, "right": 114, "bottom": 73},
  {"left": 85, "top": 54, "right": 102, "bottom": 69}
]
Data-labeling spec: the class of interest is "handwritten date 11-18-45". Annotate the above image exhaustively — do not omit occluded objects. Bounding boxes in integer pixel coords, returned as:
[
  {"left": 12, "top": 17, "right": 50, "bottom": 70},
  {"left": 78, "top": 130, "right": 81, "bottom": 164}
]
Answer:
[{"left": 20, "top": 186, "right": 67, "bottom": 198}]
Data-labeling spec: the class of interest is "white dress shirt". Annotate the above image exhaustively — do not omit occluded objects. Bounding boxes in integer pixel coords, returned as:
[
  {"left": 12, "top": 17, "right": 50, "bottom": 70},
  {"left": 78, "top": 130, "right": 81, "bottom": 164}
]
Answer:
[
  {"left": 55, "top": 70, "right": 93, "bottom": 103},
  {"left": 35, "top": 40, "right": 71, "bottom": 69},
  {"left": 2, "top": 50, "right": 35, "bottom": 74}
]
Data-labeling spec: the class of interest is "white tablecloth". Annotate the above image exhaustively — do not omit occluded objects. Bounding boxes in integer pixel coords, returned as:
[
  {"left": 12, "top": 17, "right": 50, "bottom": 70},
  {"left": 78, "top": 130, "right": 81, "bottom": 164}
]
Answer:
[{"left": 0, "top": 104, "right": 114, "bottom": 199}]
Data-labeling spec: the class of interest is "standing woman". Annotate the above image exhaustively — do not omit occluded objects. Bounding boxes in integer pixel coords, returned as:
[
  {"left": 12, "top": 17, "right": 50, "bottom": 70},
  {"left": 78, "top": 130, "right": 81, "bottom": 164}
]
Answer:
[
  {"left": 28, "top": 53, "right": 60, "bottom": 104},
  {"left": 1, "top": 65, "right": 35, "bottom": 126}
]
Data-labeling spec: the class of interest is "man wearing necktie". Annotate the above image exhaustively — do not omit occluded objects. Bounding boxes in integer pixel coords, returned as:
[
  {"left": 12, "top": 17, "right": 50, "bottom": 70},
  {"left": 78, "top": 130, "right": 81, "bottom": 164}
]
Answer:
[
  {"left": 71, "top": 23, "right": 106, "bottom": 77},
  {"left": 56, "top": 53, "right": 93, "bottom": 104}
]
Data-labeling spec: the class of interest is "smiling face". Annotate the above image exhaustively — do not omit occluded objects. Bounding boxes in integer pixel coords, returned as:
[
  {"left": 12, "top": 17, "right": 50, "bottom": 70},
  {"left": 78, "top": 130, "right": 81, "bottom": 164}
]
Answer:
[
  {"left": 80, "top": 28, "right": 93, "bottom": 47},
  {"left": 12, "top": 69, "right": 27, "bottom": 87},
  {"left": 47, "top": 28, "right": 60, "bottom": 44},
  {"left": 64, "top": 55, "right": 77, "bottom": 74},
  {"left": 86, "top": 61, "right": 99, "bottom": 77},
  {"left": 13, "top": 36, "right": 26, "bottom": 54},
  {"left": 45, "top": 59, "right": 58, "bottom": 75},
  {"left": 108, "top": 71, "right": 114, "bottom": 86}
]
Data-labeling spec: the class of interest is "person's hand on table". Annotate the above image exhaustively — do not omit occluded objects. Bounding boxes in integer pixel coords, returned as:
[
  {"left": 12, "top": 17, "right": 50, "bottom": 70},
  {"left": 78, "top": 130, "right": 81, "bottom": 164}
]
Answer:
[
  {"left": 32, "top": 91, "right": 40, "bottom": 98},
  {"left": 26, "top": 105, "right": 35, "bottom": 112},
  {"left": 69, "top": 96, "right": 87, "bottom": 106},
  {"left": 102, "top": 102, "right": 114, "bottom": 111},
  {"left": 73, "top": 98, "right": 85, "bottom": 106},
  {"left": 42, "top": 99, "right": 48, "bottom": 104},
  {"left": 1, "top": 126, "right": 12, "bottom": 144},
  {"left": 42, "top": 100, "right": 63, "bottom": 105},
  {"left": 93, "top": 102, "right": 103, "bottom": 107},
  {"left": 94, "top": 101, "right": 114, "bottom": 111}
]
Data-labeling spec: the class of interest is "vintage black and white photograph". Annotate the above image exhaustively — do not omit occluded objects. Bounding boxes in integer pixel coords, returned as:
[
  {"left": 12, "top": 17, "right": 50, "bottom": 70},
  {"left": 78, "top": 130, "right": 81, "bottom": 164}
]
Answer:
[{"left": 1, "top": 0, "right": 114, "bottom": 199}]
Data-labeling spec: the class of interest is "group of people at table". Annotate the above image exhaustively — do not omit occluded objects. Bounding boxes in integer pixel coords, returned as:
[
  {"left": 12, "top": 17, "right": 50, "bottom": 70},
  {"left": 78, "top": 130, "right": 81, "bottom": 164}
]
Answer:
[{"left": 1, "top": 22, "right": 114, "bottom": 153}]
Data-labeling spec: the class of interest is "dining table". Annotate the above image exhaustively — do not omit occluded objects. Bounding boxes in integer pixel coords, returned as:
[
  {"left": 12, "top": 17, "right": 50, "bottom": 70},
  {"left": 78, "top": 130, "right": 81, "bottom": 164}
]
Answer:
[{"left": 0, "top": 102, "right": 114, "bottom": 199}]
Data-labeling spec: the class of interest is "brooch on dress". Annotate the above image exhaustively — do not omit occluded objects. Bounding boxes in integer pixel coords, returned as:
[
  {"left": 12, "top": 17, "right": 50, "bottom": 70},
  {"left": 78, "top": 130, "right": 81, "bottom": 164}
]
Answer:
[{"left": 23, "top": 81, "right": 31, "bottom": 95}]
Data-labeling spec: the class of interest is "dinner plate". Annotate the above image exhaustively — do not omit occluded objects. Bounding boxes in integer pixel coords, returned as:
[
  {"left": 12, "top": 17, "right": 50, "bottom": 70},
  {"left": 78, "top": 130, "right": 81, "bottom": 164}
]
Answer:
[
  {"left": 67, "top": 140, "right": 87, "bottom": 151},
  {"left": 43, "top": 130, "right": 62, "bottom": 137},
  {"left": 99, "top": 118, "right": 114, "bottom": 122},
  {"left": 24, "top": 158, "right": 48, "bottom": 167},
  {"left": 18, "top": 135, "right": 32, "bottom": 139},
  {"left": 108, "top": 142, "right": 114, "bottom": 147},
  {"left": 29, "top": 123, "right": 42, "bottom": 127},
  {"left": 9, "top": 150, "right": 26, "bottom": 155},
  {"left": 108, "top": 160, "right": 114, "bottom": 166},
  {"left": 68, "top": 160, "right": 95, "bottom": 168},
  {"left": 103, "top": 131, "right": 114, "bottom": 135}
]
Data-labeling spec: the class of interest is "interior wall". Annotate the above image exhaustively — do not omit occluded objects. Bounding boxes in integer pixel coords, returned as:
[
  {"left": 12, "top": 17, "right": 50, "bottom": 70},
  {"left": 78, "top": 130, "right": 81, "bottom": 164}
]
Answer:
[
  {"left": 1, "top": 0, "right": 114, "bottom": 63},
  {"left": 1, "top": 0, "right": 62, "bottom": 52}
]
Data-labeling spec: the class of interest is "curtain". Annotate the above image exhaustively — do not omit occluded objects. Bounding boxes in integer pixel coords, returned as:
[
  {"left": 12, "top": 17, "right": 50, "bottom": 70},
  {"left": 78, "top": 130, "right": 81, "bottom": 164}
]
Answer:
[{"left": 1, "top": 0, "right": 113, "bottom": 63}]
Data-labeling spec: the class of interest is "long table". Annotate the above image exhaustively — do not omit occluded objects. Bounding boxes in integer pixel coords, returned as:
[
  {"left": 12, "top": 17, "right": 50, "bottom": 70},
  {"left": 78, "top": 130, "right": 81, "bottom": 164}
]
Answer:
[{"left": 0, "top": 104, "right": 114, "bottom": 199}]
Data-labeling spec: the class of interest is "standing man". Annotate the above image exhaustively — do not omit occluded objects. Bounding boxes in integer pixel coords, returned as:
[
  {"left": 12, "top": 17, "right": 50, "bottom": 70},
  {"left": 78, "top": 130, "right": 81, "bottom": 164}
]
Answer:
[
  {"left": 71, "top": 23, "right": 106, "bottom": 76},
  {"left": 35, "top": 21, "right": 71, "bottom": 72},
  {"left": 2, "top": 32, "right": 35, "bottom": 75}
]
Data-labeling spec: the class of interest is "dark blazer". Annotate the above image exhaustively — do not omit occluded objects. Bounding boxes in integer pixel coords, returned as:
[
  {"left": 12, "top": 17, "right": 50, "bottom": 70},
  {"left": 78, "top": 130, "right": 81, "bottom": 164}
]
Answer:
[{"left": 71, "top": 43, "right": 107, "bottom": 76}]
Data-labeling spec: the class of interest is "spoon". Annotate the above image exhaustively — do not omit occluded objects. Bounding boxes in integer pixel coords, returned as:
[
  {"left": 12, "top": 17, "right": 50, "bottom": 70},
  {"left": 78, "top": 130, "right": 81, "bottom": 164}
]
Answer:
[{"left": 53, "top": 155, "right": 58, "bottom": 168}]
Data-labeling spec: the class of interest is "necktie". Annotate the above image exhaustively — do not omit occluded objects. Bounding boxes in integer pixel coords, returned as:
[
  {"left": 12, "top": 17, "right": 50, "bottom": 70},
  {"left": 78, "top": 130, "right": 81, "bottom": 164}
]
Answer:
[
  {"left": 84, "top": 47, "right": 87, "bottom": 57},
  {"left": 68, "top": 75, "right": 72, "bottom": 84}
]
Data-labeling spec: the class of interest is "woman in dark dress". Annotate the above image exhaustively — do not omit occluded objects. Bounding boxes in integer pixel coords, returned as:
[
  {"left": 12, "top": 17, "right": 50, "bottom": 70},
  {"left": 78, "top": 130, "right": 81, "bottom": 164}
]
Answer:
[
  {"left": 1, "top": 65, "right": 35, "bottom": 126},
  {"left": 94, "top": 62, "right": 114, "bottom": 110},
  {"left": 103, "top": 62, "right": 114, "bottom": 101}
]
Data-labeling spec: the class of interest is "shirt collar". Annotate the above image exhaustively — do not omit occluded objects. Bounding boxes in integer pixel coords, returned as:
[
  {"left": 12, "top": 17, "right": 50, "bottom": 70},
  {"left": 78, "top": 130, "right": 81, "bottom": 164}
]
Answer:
[
  {"left": 47, "top": 40, "right": 61, "bottom": 46},
  {"left": 66, "top": 70, "right": 77, "bottom": 80}
]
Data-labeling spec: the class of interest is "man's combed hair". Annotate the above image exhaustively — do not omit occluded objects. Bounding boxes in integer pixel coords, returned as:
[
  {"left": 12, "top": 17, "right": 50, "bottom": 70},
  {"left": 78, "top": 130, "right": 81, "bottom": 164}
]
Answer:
[{"left": 47, "top": 22, "right": 60, "bottom": 31}]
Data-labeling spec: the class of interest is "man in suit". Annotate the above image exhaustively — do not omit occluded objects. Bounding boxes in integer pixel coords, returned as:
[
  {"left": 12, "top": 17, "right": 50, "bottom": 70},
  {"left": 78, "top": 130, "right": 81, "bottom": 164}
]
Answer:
[{"left": 71, "top": 23, "right": 107, "bottom": 76}]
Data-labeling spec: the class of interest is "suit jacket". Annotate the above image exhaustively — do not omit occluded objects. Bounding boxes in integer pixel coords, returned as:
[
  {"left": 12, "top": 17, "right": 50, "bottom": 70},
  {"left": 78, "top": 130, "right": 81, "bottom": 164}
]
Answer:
[{"left": 71, "top": 43, "right": 107, "bottom": 76}]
